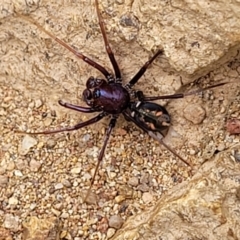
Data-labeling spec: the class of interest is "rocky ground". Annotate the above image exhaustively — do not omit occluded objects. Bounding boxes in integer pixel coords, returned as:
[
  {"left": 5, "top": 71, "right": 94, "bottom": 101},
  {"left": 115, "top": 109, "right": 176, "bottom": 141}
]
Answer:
[{"left": 0, "top": 0, "right": 240, "bottom": 239}]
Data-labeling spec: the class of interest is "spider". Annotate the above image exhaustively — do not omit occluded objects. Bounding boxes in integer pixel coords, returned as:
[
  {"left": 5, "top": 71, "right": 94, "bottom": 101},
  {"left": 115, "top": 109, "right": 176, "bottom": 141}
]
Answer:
[{"left": 17, "top": 0, "right": 228, "bottom": 201}]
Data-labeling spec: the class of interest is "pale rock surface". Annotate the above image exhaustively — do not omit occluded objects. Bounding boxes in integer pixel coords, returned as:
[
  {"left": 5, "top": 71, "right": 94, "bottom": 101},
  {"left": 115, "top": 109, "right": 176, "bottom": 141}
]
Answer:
[
  {"left": 0, "top": 1, "right": 240, "bottom": 240},
  {"left": 111, "top": 149, "right": 240, "bottom": 240}
]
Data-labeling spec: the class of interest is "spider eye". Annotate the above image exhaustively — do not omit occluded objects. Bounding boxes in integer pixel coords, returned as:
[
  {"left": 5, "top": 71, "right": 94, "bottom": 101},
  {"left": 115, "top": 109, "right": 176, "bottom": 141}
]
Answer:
[
  {"left": 93, "top": 89, "right": 101, "bottom": 98},
  {"left": 86, "top": 77, "right": 105, "bottom": 89},
  {"left": 83, "top": 89, "right": 92, "bottom": 101}
]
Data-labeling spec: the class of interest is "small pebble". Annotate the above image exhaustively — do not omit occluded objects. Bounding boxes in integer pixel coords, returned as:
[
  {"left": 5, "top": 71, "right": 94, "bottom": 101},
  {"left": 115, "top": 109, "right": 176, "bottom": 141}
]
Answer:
[
  {"left": 82, "top": 134, "right": 91, "bottom": 142},
  {"left": 60, "top": 212, "right": 69, "bottom": 218},
  {"left": 71, "top": 167, "right": 81, "bottom": 174},
  {"left": 4, "top": 214, "right": 19, "bottom": 231},
  {"left": 44, "top": 117, "right": 53, "bottom": 126},
  {"left": 18, "top": 135, "right": 38, "bottom": 155},
  {"left": 140, "top": 172, "right": 149, "bottom": 184},
  {"left": 137, "top": 183, "right": 149, "bottom": 192},
  {"left": 217, "top": 143, "right": 225, "bottom": 151},
  {"left": 108, "top": 215, "right": 124, "bottom": 229},
  {"left": 54, "top": 183, "right": 64, "bottom": 190},
  {"left": 228, "top": 69, "right": 238, "bottom": 78},
  {"left": 128, "top": 176, "right": 139, "bottom": 187},
  {"left": 46, "top": 139, "right": 57, "bottom": 148},
  {"left": 9, "top": 196, "right": 18, "bottom": 205},
  {"left": 62, "top": 179, "right": 72, "bottom": 187},
  {"left": 183, "top": 104, "right": 206, "bottom": 124},
  {"left": 29, "top": 159, "right": 42, "bottom": 172},
  {"left": 35, "top": 99, "right": 43, "bottom": 108},
  {"left": 14, "top": 170, "right": 23, "bottom": 177},
  {"left": 30, "top": 203, "right": 37, "bottom": 210},
  {"left": 189, "top": 149, "right": 196, "bottom": 155},
  {"left": 115, "top": 195, "right": 126, "bottom": 203},
  {"left": 107, "top": 228, "right": 116, "bottom": 238},
  {"left": 132, "top": 130, "right": 140, "bottom": 136},
  {"left": 51, "top": 208, "right": 61, "bottom": 216},
  {"left": 6, "top": 162, "right": 15, "bottom": 171},
  {"left": 142, "top": 192, "right": 153, "bottom": 204},
  {"left": 0, "top": 175, "right": 9, "bottom": 187}
]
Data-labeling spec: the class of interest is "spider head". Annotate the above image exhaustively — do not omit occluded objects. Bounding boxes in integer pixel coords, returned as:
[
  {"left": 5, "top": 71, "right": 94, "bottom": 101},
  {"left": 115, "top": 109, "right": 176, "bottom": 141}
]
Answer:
[{"left": 82, "top": 77, "right": 107, "bottom": 106}]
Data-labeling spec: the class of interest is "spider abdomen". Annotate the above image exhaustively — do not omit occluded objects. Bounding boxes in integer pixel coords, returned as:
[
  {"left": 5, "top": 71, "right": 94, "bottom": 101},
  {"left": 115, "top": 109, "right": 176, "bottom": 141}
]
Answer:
[{"left": 131, "top": 102, "right": 171, "bottom": 135}]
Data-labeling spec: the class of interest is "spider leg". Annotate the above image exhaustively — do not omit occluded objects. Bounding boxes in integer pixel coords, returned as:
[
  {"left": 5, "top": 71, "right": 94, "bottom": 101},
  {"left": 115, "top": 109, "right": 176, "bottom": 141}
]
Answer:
[
  {"left": 142, "top": 82, "right": 229, "bottom": 101},
  {"left": 125, "top": 49, "right": 164, "bottom": 89},
  {"left": 84, "top": 116, "right": 117, "bottom": 202},
  {"left": 17, "top": 13, "right": 112, "bottom": 79},
  {"left": 123, "top": 111, "right": 191, "bottom": 167},
  {"left": 148, "top": 131, "right": 192, "bottom": 167},
  {"left": 95, "top": 0, "right": 121, "bottom": 82},
  {"left": 16, "top": 112, "right": 107, "bottom": 135},
  {"left": 58, "top": 100, "right": 100, "bottom": 113}
]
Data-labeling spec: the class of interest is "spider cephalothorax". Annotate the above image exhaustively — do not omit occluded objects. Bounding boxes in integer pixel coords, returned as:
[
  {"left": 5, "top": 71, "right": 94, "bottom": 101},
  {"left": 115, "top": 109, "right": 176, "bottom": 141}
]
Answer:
[{"left": 83, "top": 77, "right": 130, "bottom": 114}]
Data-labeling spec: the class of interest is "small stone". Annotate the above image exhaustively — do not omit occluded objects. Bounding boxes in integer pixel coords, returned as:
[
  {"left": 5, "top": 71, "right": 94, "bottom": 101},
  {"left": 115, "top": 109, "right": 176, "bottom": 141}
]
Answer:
[
  {"left": 18, "top": 135, "right": 38, "bottom": 155},
  {"left": 29, "top": 159, "right": 42, "bottom": 172},
  {"left": 35, "top": 99, "right": 43, "bottom": 108},
  {"left": 46, "top": 139, "right": 57, "bottom": 148},
  {"left": 183, "top": 104, "right": 206, "bottom": 124},
  {"left": 140, "top": 172, "right": 149, "bottom": 184},
  {"left": 83, "top": 190, "right": 98, "bottom": 205},
  {"left": 44, "top": 117, "right": 53, "bottom": 126},
  {"left": 128, "top": 176, "right": 139, "bottom": 187},
  {"left": 0, "top": 109, "right": 6, "bottom": 115},
  {"left": 137, "top": 183, "right": 149, "bottom": 192},
  {"left": 54, "top": 183, "right": 64, "bottom": 190},
  {"left": 30, "top": 203, "right": 37, "bottom": 210},
  {"left": 217, "top": 143, "right": 225, "bottom": 151},
  {"left": 83, "top": 172, "right": 92, "bottom": 180},
  {"left": 14, "top": 170, "right": 23, "bottom": 177},
  {"left": 62, "top": 179, "right": 72, "bottom": 187},
  {"left": 73, "top": 181, "right": 79, "bottom": 187},
  {"left": 189, "top": 149, "right": 196, "bottom": 155},
  {"left": 142, "top": 192, "right": 153, "bottom": 203},
  {"left": 60, "top": 212, "right": 69, "bottom": 218},
  {"left": 6, "top": 161, "right": 15, "bottom": 171},
  {"left": 132, "top": 130, "right": 140, "bottom": 136},
  {"left": 51, "top": 207, "right": 61, "bottom": 217},
  {"left": 226, "top": 118, "right": 240, "bottom": 135},
  {"left": 82, "top": 134, "right": 91, "bottom": 142},
  {"left": 0, "top": 175, "right": 8, "bottom": 187},
  {"left": 115, "top": 195, "right": 126, "bottom": 203},
  {"left": 71, "top": 167, "right": 81, "bottom": 174},
  {"left": 28, "top": 101, "right": 35, "bottom": 108},
  {"left": 109, "top": 215, "right": 124, "bottom": 229},
  {"left": 228, "top": 69, "right": 238, "bottom": 78},
  {"left": 9, "top": 197, "right": 18, "bottom": 205},
  {"left": 4, "top": 214, "right": 19, "bottom": 231},
  {"left": 54, "top": 203, "right": 63, "bottom": 210},
  {"left": 107, "top": 228, "right": 116, "bottom": 238}
]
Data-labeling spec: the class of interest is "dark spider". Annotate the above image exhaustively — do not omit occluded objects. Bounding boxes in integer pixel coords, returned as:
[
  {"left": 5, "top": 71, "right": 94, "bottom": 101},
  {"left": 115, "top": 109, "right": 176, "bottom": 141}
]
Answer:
[{"left": 17, "top": 0, "right": 228, "bottom": 202}]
